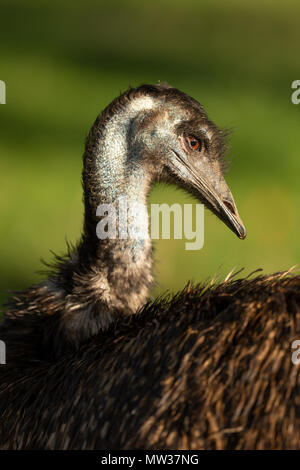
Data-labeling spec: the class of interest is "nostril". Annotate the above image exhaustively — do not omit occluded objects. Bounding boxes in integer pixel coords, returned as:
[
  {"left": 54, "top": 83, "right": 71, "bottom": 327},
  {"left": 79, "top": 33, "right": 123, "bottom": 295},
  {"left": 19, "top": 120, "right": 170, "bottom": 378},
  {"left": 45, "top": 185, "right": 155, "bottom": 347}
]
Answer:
[{"left": 223, "top": 199, "right": 236, "bottom": 215}]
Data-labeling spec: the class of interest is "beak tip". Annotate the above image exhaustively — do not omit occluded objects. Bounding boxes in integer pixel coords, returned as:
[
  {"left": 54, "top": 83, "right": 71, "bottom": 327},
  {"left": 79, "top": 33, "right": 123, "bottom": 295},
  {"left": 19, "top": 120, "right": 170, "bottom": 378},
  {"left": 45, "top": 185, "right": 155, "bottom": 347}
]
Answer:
[{"left": 238, "top": 226, "right": 247, "bottom": 240}]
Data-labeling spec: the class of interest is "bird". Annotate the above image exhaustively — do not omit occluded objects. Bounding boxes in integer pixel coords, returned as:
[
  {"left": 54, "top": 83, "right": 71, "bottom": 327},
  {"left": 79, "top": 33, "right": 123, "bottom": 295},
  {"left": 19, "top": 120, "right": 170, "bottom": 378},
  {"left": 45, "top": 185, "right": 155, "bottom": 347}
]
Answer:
[
  {"left": 0, "top": 83, "right": 299, "bottom": 450},
  {"left": 0, "top": 83, "right": 246, "bottom": 358}
]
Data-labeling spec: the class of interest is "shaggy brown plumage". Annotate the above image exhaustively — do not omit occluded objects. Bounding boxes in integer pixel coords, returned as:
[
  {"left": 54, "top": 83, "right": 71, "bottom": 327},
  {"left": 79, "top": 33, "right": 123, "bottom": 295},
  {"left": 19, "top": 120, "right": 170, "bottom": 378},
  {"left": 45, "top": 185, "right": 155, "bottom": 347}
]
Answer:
[{"left": 0, "top": 271, "right": 300, "bottom": 449}]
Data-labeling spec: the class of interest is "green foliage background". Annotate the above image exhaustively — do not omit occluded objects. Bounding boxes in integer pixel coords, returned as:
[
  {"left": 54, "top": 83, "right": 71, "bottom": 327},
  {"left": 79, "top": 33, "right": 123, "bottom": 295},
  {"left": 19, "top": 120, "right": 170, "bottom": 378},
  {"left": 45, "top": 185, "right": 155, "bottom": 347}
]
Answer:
[{"left": 0, "top": 0, "right": 299, "bottom": 310}]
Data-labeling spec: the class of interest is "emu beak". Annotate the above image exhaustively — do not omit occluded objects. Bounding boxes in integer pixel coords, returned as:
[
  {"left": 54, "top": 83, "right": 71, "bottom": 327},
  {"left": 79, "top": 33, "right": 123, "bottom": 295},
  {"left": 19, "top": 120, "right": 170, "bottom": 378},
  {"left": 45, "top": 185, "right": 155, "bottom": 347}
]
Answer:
[
  {"left": 212, "top": 184, "right": 246, "bottom": 240},
  {"left": 171, "top": 150, "right": 247, "bottom": 239},
  {"left": 194, "top": 174, "right": 246, "bottom": 240}
]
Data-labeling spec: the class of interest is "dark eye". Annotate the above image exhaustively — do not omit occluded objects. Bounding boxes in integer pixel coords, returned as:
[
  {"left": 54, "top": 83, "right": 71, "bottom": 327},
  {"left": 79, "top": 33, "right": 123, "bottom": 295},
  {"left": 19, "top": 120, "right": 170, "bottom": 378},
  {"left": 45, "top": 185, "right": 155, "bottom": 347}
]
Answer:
[{"left": 186, "top": 135, "right": 202, "bottom": 152}]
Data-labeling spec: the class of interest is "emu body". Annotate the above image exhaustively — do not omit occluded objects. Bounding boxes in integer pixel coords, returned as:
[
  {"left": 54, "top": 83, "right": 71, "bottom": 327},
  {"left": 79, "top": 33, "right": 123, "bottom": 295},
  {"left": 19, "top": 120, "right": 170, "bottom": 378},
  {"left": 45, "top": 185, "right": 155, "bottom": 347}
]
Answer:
[
  {"left": 0, "top": 273, "right": 300, "bottom": 449},
  {"left": 0, "top": 84, "right": 299, "bottom": 450}
]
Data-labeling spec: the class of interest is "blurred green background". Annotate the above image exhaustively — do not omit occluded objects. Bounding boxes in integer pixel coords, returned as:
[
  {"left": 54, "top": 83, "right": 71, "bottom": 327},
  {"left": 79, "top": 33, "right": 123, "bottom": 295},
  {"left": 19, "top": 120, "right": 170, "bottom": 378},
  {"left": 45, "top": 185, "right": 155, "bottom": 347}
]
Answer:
[{"left": 0, "top": 0, "right": 299, "bottom": 311}]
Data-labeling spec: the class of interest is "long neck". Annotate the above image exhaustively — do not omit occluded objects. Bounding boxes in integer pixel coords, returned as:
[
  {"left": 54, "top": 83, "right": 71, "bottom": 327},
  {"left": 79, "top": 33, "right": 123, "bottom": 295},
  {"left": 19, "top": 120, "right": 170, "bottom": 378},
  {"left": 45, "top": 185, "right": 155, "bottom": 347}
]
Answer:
[
  {"left": 71, "top": 96, "right": 156, "bottom": 326},
  {"left": 81, "top": 120, "right": 150, "bottom": 257}
]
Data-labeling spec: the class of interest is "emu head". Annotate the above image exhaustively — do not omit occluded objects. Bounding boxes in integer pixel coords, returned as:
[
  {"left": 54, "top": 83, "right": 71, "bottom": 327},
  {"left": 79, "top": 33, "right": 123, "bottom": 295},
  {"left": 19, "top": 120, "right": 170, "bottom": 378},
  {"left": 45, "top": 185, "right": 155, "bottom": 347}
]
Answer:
[{"left": 122, "top": 83, "right": 246, "bottom": 239}]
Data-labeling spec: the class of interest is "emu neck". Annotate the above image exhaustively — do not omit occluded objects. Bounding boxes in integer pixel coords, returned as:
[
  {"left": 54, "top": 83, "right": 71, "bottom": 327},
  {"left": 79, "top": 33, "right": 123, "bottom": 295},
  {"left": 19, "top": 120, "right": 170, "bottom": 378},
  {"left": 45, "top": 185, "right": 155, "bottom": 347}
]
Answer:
[{"left": 76, "top": 98, "right": 155, "bottom": 319}]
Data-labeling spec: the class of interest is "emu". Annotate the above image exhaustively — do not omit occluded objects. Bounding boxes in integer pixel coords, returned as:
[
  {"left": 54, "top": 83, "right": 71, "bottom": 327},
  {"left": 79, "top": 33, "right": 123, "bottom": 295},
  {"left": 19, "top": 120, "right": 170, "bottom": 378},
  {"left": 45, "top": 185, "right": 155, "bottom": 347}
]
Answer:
[{"left": 0, "top": 84, "right": 299, "bottom": 450}]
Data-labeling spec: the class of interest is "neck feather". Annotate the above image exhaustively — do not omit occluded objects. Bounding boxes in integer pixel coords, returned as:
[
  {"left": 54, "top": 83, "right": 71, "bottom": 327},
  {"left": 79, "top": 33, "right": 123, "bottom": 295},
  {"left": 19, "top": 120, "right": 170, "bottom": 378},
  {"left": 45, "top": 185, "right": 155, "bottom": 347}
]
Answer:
[{"left": 58, "top": 95, "right": 158, "bottom": 344}]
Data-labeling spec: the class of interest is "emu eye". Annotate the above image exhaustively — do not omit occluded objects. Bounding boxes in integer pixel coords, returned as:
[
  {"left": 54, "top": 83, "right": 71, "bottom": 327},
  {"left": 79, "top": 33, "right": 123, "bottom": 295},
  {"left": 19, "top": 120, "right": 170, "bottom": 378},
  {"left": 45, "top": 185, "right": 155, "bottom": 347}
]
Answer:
[{"left": 186, "top": 135, "right": 202, "bottom": 152}]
